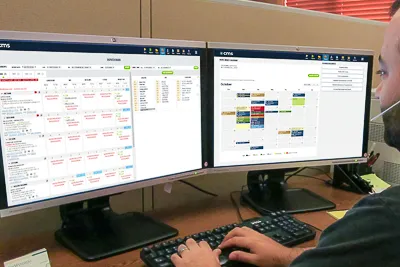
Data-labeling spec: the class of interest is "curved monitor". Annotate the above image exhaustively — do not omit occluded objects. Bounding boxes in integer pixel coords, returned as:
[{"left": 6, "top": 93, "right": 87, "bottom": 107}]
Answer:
[
  {"left": 0, "top": 31, "right": 206, "bottom": 217},
  {"left": 208, "top": 42, "right": 373, "bottom": 173}
]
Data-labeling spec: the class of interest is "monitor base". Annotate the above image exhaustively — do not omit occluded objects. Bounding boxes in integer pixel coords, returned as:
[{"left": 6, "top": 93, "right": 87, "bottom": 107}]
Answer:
[
  {"left": 242, "top": 188, "right": 335, "bottom": 214},
  {"left": 242, "top": 169, "right": 336, "bottom": 214},
  {"left": 55, "top": 196, "right": 178, "bottom": 261}
]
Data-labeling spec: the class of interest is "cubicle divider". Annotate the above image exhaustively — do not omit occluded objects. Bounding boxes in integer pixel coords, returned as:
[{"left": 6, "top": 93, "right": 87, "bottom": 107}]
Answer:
[
  {"left": 151, "top": 0, "right": 385, "bottom": 88},
  {"left": 0, "top": 0, "right": 141, "bottom": 37}
]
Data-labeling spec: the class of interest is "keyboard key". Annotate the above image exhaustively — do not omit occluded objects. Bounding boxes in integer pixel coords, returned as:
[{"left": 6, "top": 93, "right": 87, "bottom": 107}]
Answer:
[
  {"left": 200, "top": 232, "right": 206, "bottom": 237},
  {"left": 214, "top": 228, "right": 222, "bottom": 234},
  {"left": 215, "top": 234, "right": 223, "bottom": 240},
  {"left": 233, "top": 223, "right": 239, "bottom": 227},
  {"left": 176, "top": 238, "right": 183, "bottom": 244},
  {"left": 159, "top": 263, "right": 172, "bottom": 267},
  {"left": 271, "top": 212, "right": 277, "bottom": 217},
  {"left": 193, "top": 234, "right": 200, "bottom": 239},
  {"left": 258, "top": 228, "right": 266, "bottom": 233},
  {"left": 208, "top": 236, "right": 216, "bottom": 242},
  {"left": 209, "top": 242, "right": 217, "bottom": 248},
  {"left": 149, "top": 252, "right": 157, "bottom": 259},
  {"left": 155, "top": 257, "right": 165, "bottom": 263},
  {"left": 162, "top": 242, "right": 169, "bottom": 248},
  {"left": 169, "top": 240, "right": 176, "bottom": 246},
  {"left": 143, "top": 247, "right": 151, "bottom": 254},
  {"left": 221, "top": 226, "right": 228, "bottom": 232},
  {"left": 172, "top": 246, "right": 178, "bottom": 252},
  {"left": 260, "top": 222, "right": 266, "bottom": 227},
  {"left": 206, "top": 230, "right": 212, "bottom": 235},
  {"left": 227, "top": 224, "right": 234, "bottom": 230},
  {"left": 158, "top": 250, "right": 166, "bottom": 257},
  {"left": 294, "top": 231, "right": 306, "bottom": 237},
  {"left": 154, "top": 244, "right": 162, "bottom": 250},
  {"left": 272, "top": 218, "right": 279, "bottom": 223},
  {"left": 166, "top": 248, "right": 174, "bottom": 254}
]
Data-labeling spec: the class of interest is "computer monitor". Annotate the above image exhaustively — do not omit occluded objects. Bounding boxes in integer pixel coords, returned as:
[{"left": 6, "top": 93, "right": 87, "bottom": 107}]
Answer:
[
  {"left": 0, "top": 31, "right": 206, "bottom": 260},
  {"left": 208, "top": 42, "right": 373, "bottom": 213}
]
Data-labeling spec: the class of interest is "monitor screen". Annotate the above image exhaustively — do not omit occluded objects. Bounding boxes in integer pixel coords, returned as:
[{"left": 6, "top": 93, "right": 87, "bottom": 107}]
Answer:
[
  {"left": 210, "top": 44, "right": 373, "bottom": 169},
  {"left": 0, "top": 37, "right": 204, "bottom": 208}
]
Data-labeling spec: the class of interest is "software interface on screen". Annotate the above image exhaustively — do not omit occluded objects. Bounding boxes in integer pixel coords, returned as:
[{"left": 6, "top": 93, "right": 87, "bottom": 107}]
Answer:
[
  {"left": 0, "top": 41, "right": 202, "bottom": 207},
  {"left": 213, "top": 49, "right": 371, "bottom": 168}
]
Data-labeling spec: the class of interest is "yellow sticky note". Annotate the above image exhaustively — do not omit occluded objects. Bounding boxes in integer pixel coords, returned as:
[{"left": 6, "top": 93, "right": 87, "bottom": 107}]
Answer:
[
  {"left": 327, "top": 210, "right": 348, "bottom": 220},
  {"left": 361, "top": 173, "right": 391, "bottom": 193}
]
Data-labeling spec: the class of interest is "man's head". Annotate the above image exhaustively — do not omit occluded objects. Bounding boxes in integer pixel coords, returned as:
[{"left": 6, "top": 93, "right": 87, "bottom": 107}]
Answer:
[
  {"left": 391, "top": 0, "right": 400, "bottom": 17},
  {"left": 375, "top": 0, "right": 400, "bottom": 149}
]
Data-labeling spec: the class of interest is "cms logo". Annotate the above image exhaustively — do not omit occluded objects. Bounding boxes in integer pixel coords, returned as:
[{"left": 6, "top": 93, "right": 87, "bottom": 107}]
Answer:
[
  {"left": 220, "top": 51, "right": 233, "bottom": 56},
  {"left": 0, "top": 44, "right": 10, "bottom": 48}
]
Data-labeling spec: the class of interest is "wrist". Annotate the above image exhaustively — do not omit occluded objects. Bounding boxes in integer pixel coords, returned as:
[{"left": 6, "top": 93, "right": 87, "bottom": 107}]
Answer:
[{"left": 280, "top": 247, "right": 313, "bottom": 267}]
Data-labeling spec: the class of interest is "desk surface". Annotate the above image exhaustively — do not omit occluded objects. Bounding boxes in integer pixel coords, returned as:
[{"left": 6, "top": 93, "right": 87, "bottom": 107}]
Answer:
[{"left": 0, "top": 176, "right": 364, "bottom": 266}]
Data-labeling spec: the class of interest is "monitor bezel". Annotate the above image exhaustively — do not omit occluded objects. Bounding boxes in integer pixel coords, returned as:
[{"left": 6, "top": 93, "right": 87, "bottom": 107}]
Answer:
[
  {"left": 207, "top": 41, "right": 373, "bottom": 174},
  {"left": 0, "top": 31, "right": 207, "bottom": 217}
]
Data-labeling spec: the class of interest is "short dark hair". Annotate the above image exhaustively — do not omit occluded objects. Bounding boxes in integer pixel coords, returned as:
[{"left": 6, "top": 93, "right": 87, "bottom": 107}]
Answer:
[{"left": 391, "top": 0, "right": 400, "bottom": 17}]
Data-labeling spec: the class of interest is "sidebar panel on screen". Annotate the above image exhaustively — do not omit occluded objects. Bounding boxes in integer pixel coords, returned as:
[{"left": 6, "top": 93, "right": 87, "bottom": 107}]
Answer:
[{"left": 130, "top": 48, "right": 203, "bottom": 181}]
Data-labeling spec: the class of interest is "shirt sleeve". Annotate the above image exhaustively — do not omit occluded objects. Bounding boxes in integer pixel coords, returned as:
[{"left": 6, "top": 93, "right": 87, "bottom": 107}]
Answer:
[{"left": 290, "top": 188, "right": 400, "bottom": 267}]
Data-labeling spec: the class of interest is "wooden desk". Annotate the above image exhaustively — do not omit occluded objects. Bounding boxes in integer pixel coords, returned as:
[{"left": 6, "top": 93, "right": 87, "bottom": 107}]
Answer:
[{"left": 0, "top": 176, "right": 364, "bottom": 266}]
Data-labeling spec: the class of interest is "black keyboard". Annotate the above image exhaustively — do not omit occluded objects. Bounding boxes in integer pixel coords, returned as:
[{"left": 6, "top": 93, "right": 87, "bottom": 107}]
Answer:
[{"left": 140, "top": 211, "right": 316, "bottom": 267}]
